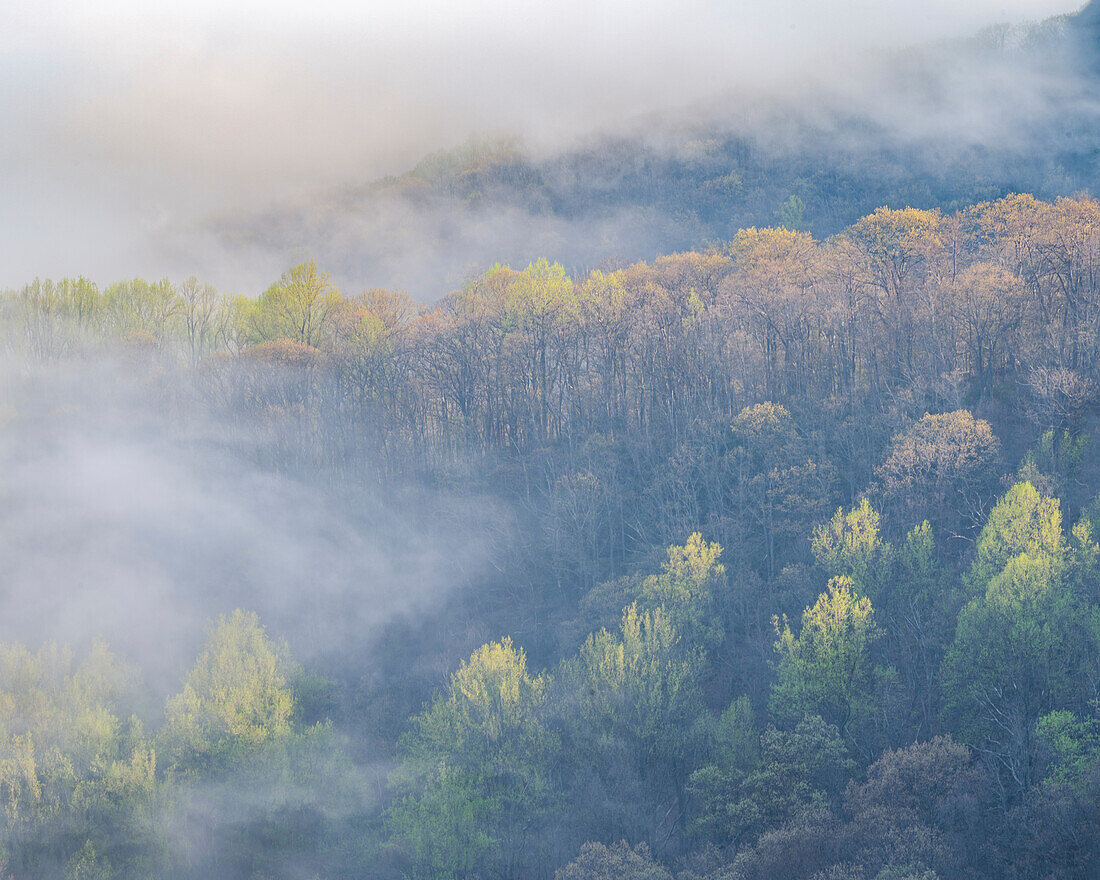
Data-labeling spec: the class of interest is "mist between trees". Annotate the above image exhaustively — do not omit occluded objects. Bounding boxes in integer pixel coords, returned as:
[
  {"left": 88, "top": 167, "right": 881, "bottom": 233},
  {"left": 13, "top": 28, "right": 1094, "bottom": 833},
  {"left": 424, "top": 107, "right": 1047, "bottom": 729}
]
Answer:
[{"left": 3, "top": 193, "right": 1100, "bottom": 878}]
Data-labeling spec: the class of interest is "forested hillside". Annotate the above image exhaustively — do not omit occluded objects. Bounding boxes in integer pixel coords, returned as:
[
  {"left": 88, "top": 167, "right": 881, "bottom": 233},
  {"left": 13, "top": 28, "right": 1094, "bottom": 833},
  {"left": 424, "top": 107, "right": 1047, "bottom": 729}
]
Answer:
[{"left": 3, "top": 193, "right": 1100, "bottom": 878}]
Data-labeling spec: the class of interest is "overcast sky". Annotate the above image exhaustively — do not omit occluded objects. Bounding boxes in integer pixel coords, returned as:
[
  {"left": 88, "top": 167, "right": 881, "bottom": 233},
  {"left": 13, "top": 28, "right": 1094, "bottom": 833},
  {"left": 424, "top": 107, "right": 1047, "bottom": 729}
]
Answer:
[{"left": 0, "top": 0, "right": 1084, "bottom": 291}]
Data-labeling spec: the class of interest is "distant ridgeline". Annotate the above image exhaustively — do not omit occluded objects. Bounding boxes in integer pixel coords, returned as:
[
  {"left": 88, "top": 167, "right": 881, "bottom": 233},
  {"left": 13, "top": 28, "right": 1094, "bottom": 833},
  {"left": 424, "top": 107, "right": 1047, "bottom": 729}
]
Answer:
[{"left": 209, "top": 2, "right": 1100, "bottom": 295}]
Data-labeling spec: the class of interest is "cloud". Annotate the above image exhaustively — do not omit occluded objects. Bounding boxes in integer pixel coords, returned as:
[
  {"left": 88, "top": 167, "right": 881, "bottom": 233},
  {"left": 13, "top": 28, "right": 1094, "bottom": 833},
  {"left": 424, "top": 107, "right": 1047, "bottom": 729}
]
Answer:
[{"left": 0, "top": 0, "right": 1086, "bottom": 292}]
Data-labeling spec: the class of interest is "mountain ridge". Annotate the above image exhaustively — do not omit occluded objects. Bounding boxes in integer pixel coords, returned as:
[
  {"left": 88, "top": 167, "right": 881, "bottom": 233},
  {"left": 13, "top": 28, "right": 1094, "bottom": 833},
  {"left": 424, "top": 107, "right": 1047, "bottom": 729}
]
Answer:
[{"left": 208, "top": 3, "right": 1100, "bottom": 298}]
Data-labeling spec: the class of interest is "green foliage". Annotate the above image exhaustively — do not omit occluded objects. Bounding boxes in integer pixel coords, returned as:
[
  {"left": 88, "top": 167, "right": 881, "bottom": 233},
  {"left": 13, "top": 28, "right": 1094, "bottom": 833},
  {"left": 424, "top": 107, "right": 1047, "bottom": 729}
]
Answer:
[
  {"left": 179, "top": 275, "right": 236, "bottom": 363},
  {"left": 708, "top": 695, "right": 759, "bottom": 770},
  {"left": 1035, "top": 708, "right": 1100, "bottom": 787},
  {"left": 12, "top": 273, "right": 238, "bottom": 363},
  {"left": 388, "top": 766, "right": 496, "bottom": 880},
  {"left": 688, "top": 697, "right": 758, "bottom": 845},
  {"left": 103, "top": 278, "right": 181, "bottom": 340},
  {"left": 812, "top": 499, "right": 893, "bottom": 597},
  {"left": 65, "top": 841, "right": 111, "bottom": 880},
  {"left": 242, "top": 260, "right": 341, "bottom": 348},
  {"left": 636, "top": 533, "right": 726, "bottom": 651},
  {"left": 513, "top": 257, "right": 576, "bottom": 319},
  {"left": 388, "top": 638, "right": 557, "bottom": 880},
  {"left": 966, "top": 482, "right": 1063, "bottom": 595},
  {"left": 411, "top": 639, "right": 551, "bottom": 760},
  {"left": 882, "top": 521, "right": 954, "bottom": 734},
  {"left": 566, "top": 604, "right": 703, "bottom": 766},
  {"left": 771, "top": 577, "right": 882, "bottom": 735},
  {"left": 897, "top": 520, "right": 943, "bottom": 610},
  {"left": 18, "top": 277, "right": 102, "bottom": 359},
  {"left": 728, "top": 714, "right": 854, "bottom": 844},
  {"left": 776, "top": 194, "right": 807, "bottom": 231},
  {"left": 560, "top": 604, "right": 705, "bottom": 848},
  {"left": 569, "top": 534, "right": 726, "bottom": 653},
  {"left": 162, "top": 610, "right": 296, "bottom": 773},
  {"left": 1069, "top": 517, "right": 1100, "bottom": 604},
  {"left": 945, "top": 550, "right": 1099, "bottom": 790},
  {"left": 11, "top": 191, "right": 1100, "bottom": 877},
  {"left": 174, "top": 719, "right": 364, "bottom": 879},
  {"left": 1019, "top": 428, "right": 1090, "bottom": 493},
  {"left": 0, "top": 641, "right": 156, "bottom": 877}
]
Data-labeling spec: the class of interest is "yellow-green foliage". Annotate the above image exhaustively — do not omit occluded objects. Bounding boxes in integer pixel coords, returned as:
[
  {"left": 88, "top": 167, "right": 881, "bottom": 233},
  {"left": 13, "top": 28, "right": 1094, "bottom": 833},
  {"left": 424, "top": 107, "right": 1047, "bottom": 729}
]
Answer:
[
  {"left": 770, "top": 576, "right": 880, "bottom": 733},
  {"left": 162, "top": 610, "right": 295, "bottom": 771},
  {"left": 812, "top": 498, "right": 892, "bottom": 597},
  {"left": 390, "top": 638, "right": 556, "bottom": 880},
  {"left": 568, "top": 603, "right": 703, "bottom": 760},
  {"left": 967, "top": 482, "right": 1063, "bottom": 594},
  {"left": 0, "top": 640, "right": 152, "bottom": 851},
  {"left": 637, "top": 533, "right": 725, "bottom": 650},
  {"left": 242, "top": 260, "right": 342, "bottom": 348},
  {"left": 432, "top": 638, "right": 549, "bottom": 750}
]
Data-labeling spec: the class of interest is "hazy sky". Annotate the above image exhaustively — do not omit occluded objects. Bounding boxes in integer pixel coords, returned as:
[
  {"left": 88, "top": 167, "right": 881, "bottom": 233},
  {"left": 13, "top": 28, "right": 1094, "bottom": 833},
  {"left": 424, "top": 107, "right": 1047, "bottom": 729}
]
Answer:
[{"left": 0, "top": 0, "right": 1084, "bottom": 291}]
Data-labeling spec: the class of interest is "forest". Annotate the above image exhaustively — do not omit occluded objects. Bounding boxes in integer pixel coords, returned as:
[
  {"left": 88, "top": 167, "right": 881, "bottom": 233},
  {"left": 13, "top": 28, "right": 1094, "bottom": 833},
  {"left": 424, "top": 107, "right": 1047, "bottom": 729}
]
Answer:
[{"left": 3, "top": 192, "right": 1100, "bottom": 879}]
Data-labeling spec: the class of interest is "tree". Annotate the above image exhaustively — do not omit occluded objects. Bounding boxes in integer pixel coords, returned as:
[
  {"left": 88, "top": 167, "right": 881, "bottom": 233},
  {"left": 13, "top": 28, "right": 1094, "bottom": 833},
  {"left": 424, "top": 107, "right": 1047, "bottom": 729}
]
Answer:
[
  {"left": 510, "top": 258, "right": 577, "bottom": 442},
  {"left": 1016, "top": 426, "right": 1091, "bottom": 498},
  {"left": 966, "top": 481, "right": 1063, "bottom": 595},
  {"left": 636, "top": 533, "right": 726, "bottom": 652},
  {"left": 566, "top": 534, "right": 725, "bottom": 653},
  {"left": 244, "top": 260, "right": 341, "bottom": 348},
  {"left": 1035, "top": 708, "right": 1100, "bottom": 787},
  {"left": 687, "top": 696, "right": 758, "bottom": 845},
  {"left": 730, "top": 402, "right": 835, "bottom": 578},
  {"left": 102, "top": 277, "right": 181, "bottom": 341},
  {"left": 388, "top": 638, "right": 557, "bottom": 880},
  {"left": 179, "top": 275, "right": 233, "bottom": 364},
  {"left": 1025, "top": 366, "right": 1096, "bottom": 432},
  {"left": 847, "top": 207, "right": 943, "bottom": 299},
  {"left": 726, "top": 228, "right": 819, "bottom": 396},
  {"left": 561, "top": 604, "right": 704, "bottom": 850},
  {"left": 579, "top": 269, "right": 633, "bottom": 430},
  {"left": 954, "top": 263, "right": 1028, "bottom": 399},
  {"left": 771, "top": 577, "right": 881, "bottom": 738},
  {"left": 945, "top": 483, "right": 1100, "bottom": 798},
  {"left": 726, "top": 714, "right": 853, "bottom": 846},
  {"left": 159, "top": 617, "right": 355, "bottom": 880},
  {"left": 775, "top": 194, "right": 807, "bottom": 232},
  {"left": 875, "top": 410, "right": 1001, "bottom": 537},
  {"left": 162, "top": 610, "right": 295, "bottom": 773},
  {"left": 842, "top": 736, "right": 988, "bottom": 879},
  {"left": 65, "top": 841, "right": 112, "bottom": 880},
  {"left": 18, "top": 277, "right": 101, "bottom": 360},
  {"left": 555, "top": 841, "right": 672, "bottom": 880},
  {"left": 846, "top": 207, "right": 944, "bottom": 383},
  {"left": 945, "top": 551, "right": 1098, "bottom": 795},
  {"left": 890, "top": 521, "right": 954, "bottom": 736},
  {"left": 0, "top": 641, "right": 155, "bottom": 879},
  {"left": 812, "top": 498, "right": 893, "bottom": 598}
]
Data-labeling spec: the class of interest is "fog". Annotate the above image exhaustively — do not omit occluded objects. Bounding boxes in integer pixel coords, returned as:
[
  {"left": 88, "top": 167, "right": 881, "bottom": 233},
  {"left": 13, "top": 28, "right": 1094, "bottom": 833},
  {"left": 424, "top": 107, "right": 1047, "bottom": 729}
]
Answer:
[
  {"left": 0, "top": 353, "right": 507, "bottom": 693},
  {"left": 0, "top": 0, "right": 1085, "bottom": 294}
]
